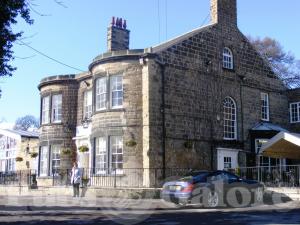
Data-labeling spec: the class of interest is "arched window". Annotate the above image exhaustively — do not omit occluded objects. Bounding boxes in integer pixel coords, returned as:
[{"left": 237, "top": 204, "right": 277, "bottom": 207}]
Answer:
[
  {"left": 223, "top": 97, "right": 237, "bottom": 140},
  {"left": 223, "top": 47, "right": 233, "bottom": 69}
]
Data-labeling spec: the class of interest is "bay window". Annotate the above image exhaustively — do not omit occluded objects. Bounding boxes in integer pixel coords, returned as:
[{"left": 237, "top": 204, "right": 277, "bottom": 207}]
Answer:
[
  {"left": 39, "top": 146, "right": 48, "bottom": 176},
  {"left": 94, "top": 136, "right": 123, "bottom": 174},
  {"left": 95, "top": 137, "right": 107, "bottom": 174},
  {"left": 96, "top": 77, "right": 107, "bottom": 110},
  {"left": 51, "top": 145, "right": 61, "bottom": 175},
  {"left": 110, "top": 75, "right": 123, "bottom": 108},
  {"left": 95, "top": 75, "right": 123, "bottom": 112},
  {"left": 51, "top": 94, "right": 62, "bottom": 123},
  {"left": 41, "top": 96, "right": 50, "bottom": 124}
]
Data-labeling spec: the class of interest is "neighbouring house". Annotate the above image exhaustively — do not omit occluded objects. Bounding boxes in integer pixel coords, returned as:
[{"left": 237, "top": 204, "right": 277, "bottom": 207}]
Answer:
[
  {"left": 0, "top": 129, "right": 39, "bottom": 172},
  {"left": 37, "top": 0, "right": 300, "bottom": 187}
]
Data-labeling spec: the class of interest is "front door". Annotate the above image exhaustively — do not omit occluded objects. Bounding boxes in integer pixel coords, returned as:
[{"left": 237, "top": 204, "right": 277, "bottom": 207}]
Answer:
[{"left": 217, "top": 148, "right": 239, "bottom": 170}]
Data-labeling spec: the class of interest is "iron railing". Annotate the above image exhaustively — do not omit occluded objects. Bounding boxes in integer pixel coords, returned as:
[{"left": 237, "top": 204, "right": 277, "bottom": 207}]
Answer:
[
  {"left": 0, "top": 170, "right": 37, "bottom": 187},
  {"left": 1, "top": 166, "right": 299, "bottom": 188},
  {"left": 235, "top": 165, "right": 300, "bottom": 187}
]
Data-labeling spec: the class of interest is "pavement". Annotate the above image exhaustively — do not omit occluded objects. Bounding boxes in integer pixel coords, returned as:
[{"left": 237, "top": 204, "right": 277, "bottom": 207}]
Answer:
[{"left": 0, "top": 195, "right": 299, "bottom": 225}]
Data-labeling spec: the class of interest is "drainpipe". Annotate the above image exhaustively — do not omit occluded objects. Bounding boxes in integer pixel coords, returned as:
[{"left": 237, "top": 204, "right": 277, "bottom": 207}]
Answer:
[
  {"left": 155, "top": 59, "right": 166, "bottom": 179},
  {"left": 238, "top": 75, "right": 245, "bottom": 166}
]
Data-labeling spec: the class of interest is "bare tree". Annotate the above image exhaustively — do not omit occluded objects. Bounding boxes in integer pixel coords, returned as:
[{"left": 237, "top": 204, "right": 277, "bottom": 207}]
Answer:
[
  {"left": 14, "top": 115, "right": 39, "bottom": 131},
  {"left": 248, "top": 36, "right": 300, "bottom": 88}
]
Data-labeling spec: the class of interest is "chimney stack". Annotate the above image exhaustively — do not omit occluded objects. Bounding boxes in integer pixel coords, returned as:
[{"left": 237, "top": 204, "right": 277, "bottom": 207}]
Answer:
[
  {"left": 211, "top": 0, "right": 237, "bottom": 27},
  {"left": 107, "top": 17, "right": 130, "bottom": 52}
]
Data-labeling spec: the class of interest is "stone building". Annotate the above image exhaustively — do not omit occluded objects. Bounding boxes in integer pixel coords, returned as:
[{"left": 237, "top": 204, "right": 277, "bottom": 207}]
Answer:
[
  {"left": 37, "top": 0, "right": 300, "bottom": 186},
  {"left": 0, "top": 129, "right": 39, "bottom": 172}
]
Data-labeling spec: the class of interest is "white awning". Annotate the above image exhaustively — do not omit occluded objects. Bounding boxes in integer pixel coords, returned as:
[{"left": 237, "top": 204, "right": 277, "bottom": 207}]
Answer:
[{"left": 260, "top": 132, "right": 300, "bottom": 159}]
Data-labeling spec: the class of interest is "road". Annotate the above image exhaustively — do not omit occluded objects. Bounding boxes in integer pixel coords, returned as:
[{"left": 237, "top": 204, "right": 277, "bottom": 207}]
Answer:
[{"left": 0, "top": 196, "right": 299, "bottom": 225}]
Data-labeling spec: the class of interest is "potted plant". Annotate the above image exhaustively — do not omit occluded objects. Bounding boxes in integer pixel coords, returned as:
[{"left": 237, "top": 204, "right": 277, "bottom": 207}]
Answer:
[
  {"left": 15, "top": 157, "right": 23, "bottom": 162},
  {"left": 29, "top": 152, "right": 38, "bottom": 158},
  {"left": 81, "top": 176, "right": 90, "bottom": 187},
  {"left": 78, "top": 145, "right": 89, "bottom": 153},
  {"left": 125, "top": 140, "right": 137, "bottom": 147}
]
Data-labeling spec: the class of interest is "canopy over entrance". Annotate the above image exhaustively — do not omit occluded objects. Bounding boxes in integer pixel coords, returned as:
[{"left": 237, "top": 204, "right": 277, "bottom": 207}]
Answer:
[{"left": 260, "top": 132, "right": 300, "bottom": 159}]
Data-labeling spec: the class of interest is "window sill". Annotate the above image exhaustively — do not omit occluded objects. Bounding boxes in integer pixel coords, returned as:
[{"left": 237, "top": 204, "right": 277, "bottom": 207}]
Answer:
[
  {"left": 40, "top": 123, "right": 63, "bottom": 127},
  {"left": 222, "top": 67, "right": 235, "bottom": 72},
  {"left": 93, "top": 108, "right": 125, "bottom": 115}
]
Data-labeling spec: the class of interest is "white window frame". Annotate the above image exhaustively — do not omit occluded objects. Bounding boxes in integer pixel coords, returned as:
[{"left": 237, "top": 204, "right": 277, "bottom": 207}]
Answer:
[
  {"left": 290, "top": 102, "right": 300, "bottom": 123},
  {"left": 83, "top": 90, "right": 93, "bottom": 119},
  {"left": 110, "top": 75, "right": 123, "bottom": 109},
  {"left": 261, "top": 93, "right": 270, "bottom": 121},
  {"left": 51, "top": 145, "right": 61, "bottom": 176},
  {"left": 95, "top": 137, "right": 107, "bottom": 175},
  {"left": 110, "top": 136, "right": 123, "bottom": 172},
  {"left": 51, "top": 94, "right": 62, "bottom": 123},
  {"left": 42, "top": 96, "right": 50, "bottom": 124},
  {"left": 223, "top": 47, "right": 234, "bottom": 70},
  {"left": 94, "top": 136, "right": 123, "bottom": 175},
  {"left": 39, "top": 146, "right": 48, "bottom": 177},
  {"left": 96, "top": 77, "right": 107, "bottom": 111},
  {"left": 223, "top": 97, "right": 237, "bottom": 140},
  {"left": 223, "top": 157, "right": 232, "bottom": 169}
]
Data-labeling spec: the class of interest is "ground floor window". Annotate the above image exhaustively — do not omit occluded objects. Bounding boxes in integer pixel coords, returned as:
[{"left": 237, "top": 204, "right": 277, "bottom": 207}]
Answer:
[
  {"left": 0, "top": 149, "right": 16, "bottom": 172},
  {"left": 39, "top": 146, "right": 48, "bottom": 176},
  {"left": 94, "top": 136, "right": 123, "bottom": 174},
  {"left": 39, "top": 145, "right": 61, "bottom": 176},
  {"left": 224, "top": 157, "right": 232, "bottom": 169},
  {"left": 51, "top": 145, "right": 61, "bottom": 175}
]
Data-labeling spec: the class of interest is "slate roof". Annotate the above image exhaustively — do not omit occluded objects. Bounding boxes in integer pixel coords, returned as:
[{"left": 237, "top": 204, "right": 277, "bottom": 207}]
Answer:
[
  {"left": 3, "top": 129, "right": 39, "bottom": 138},
  {"left": 251, "top": 122, "right": 288, "bottom": 132}
]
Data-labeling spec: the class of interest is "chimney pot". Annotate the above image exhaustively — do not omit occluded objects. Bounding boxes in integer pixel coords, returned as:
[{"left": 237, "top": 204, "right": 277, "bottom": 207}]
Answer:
[{"left": 107, "top": 17, "right": 130, "bottom": 52}]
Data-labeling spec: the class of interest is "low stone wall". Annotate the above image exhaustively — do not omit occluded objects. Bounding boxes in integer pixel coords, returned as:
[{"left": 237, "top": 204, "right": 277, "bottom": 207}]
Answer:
[{"left": 0, "top": 185, "right": 161, "bottom": 199}]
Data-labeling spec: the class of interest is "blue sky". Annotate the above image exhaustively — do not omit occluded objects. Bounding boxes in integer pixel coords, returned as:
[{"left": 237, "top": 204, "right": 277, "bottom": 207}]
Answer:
[{"left": 1, "top": 0, "right": 300, "bottom": 125}]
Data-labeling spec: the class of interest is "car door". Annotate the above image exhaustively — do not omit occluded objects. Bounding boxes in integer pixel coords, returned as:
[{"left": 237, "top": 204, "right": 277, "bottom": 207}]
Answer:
[{"left": 222, "top": 171, "right": 250, "bottom": 206}]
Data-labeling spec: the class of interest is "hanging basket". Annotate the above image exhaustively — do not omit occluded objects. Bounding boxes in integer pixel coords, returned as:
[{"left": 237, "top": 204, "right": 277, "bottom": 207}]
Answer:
[
  {"left": 61, "top": 148, "right": 72, "bottom": 155},
  {"left": 78, "top": 145, "right": 89, "bottom": 153},
  {"left": 30, "top": 152, "right": 39, "bottom": 158},
  {"left": 15, "top": 157, "right": 23, "bottom": 162}
]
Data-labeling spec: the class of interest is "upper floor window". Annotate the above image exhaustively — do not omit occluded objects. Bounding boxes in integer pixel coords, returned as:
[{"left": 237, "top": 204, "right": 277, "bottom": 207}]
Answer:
[
  {"left": 95, "top": 75, "right": 123, "bottom": 111},
  {"left": 41, "top": 96, "right": 50, "bottom": 124},
  {"left": 223, "top": 47, "right": 233, "bottom": 70},
  {"left": 84, "top": 90, "right": 93, "bottom": 119},
  {"left": 261, "top": 93, "right": 269, "bottom": 121},
  {"left": 51, "top": 94, "right": 62, "bottom": 123},
  {"left": 290, "top": 102, "right": 300, "bottom": 123},
  {"left": 110, "top": 75, "right": 123, "bottom": 108},
  {"left": 96, "top": 77, "right": 107, "bottom": 110},
  {"left": 223, "top": 97, "right": 237, "bottom": 140}
]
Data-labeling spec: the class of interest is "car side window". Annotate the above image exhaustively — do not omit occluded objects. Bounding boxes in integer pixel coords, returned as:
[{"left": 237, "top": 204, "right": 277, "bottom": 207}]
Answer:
[
  {"left": 208, "top": 173, "right": 225, "bottom": 181},
  {"left": 223, "top": 172, "right": 238, "bottom": 181}
]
